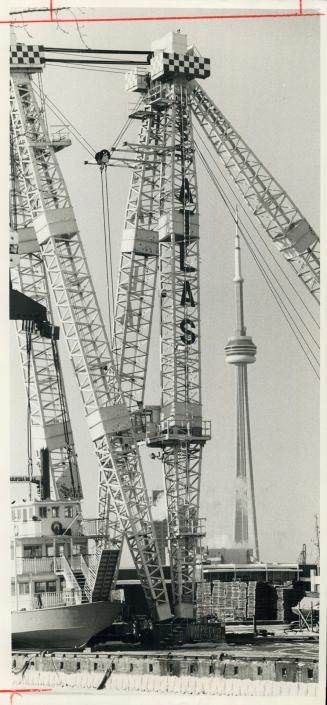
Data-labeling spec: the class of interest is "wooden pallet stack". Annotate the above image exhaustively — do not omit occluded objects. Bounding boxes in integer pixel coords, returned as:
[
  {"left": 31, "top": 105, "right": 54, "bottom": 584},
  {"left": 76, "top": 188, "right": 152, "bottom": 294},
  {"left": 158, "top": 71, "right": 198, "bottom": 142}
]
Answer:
[
  {"left": 246, "top": 581, "right": 257, "bottom": 618},
  {"left": 232, "top": 581, "right": 247, "bottom": 620},
  {"left": 196, "top": 581, "right": 212, "bottom": 619},
  {"left": 212, "top": 581, "right": 225, "bottom": 621},
  {"left": 275, "top": 585, "right": 295, "bottom": 622},
  {"left": 211, "top": 580, "right": 227, "bottom": 620},
  {"left": 276, "top": 586, "right": 284, "bottom": 621},
  {"left": 211, "top": 581, "right": 248, "bottom": 621}
]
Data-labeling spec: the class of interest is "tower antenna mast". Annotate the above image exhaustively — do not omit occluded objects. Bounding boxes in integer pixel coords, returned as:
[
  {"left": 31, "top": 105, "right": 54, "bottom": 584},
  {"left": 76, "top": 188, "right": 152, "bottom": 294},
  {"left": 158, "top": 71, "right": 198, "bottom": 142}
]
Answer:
[{"left": 225, "top": 207, "right": 260, "bottom": 560}]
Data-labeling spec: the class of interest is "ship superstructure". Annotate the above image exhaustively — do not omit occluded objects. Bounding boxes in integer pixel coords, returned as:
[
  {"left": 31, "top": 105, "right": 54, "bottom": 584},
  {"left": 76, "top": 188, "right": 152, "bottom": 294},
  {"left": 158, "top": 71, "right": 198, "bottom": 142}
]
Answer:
[{"left": 10, "top": 493, "right": 121, "bottom": 648}]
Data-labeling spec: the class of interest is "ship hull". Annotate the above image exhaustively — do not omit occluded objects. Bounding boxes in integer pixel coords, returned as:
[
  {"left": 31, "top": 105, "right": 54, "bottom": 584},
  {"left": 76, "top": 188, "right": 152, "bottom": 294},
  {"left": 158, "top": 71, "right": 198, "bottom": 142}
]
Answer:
[{"left": 12, "top": 600, "right": 121, "bottom": 650}]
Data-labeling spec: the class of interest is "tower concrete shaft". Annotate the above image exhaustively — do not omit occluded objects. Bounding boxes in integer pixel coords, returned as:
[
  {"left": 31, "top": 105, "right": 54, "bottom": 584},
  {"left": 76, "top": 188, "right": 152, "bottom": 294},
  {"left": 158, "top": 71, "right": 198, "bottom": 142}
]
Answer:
[{"left": 225, "top": 215, "right": 259, "bottom": 560}]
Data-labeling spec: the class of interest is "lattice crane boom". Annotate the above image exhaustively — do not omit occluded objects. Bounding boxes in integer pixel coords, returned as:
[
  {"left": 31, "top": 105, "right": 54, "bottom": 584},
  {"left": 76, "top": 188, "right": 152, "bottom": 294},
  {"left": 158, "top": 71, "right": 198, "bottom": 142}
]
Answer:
[
  {"left": 190, "top": 82, "right": 320, "bottom": 301},
  {"left": 10, "top": 47, "right": 172, "bottom": 621},
  {"left": 112, "top": 109, "right": 164, "bottom": 416},
  {"left": 10, "top": 122, "right": 82, "bottom": 501}
]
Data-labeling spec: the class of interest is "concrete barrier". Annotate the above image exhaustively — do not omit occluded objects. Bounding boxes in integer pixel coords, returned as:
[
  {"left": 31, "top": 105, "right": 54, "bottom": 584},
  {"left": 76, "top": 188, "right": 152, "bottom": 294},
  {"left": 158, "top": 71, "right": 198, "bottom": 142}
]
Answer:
[
  {"left": 102, "top": 673, "right": 317, "bottom": 696},
  {"left": 12, "top": 649, "right": 319, "bottom": 694},
  {"left": 14, "top": 667, "right": 319, "bottom": 696}
]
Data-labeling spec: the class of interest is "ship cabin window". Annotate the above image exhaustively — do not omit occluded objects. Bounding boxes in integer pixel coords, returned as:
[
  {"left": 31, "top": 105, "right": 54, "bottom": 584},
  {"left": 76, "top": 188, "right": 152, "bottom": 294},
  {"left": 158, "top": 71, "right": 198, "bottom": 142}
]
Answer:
[
  {"left": 35, "top": 581, "right": 47, "bottom": 593},
  {"left": 11, "top": 583, "right": 15, "bottom": 595},
  {"left": 46, "top": 545, "right": 55, "bottom": 557},
  {"left": 46, "top": 580, "right": 57, "bottom": 592},
  {"left": 52, "top": 507, "right": 60, "bottom": 518},
  {"left": 39, "top": 506, "right": 47, "bottom": 518},
  {"left": 28, "top": 508, "right": 33, "bottom": 519},
  {"left": 19, "top": 582, "right": 30, "bottom": 595},
  {"left": 10, "top": 543, "right": 14, "bottom": 560},
  {"left": 54, "top": 544, "right": 65, "bottom": 557},
  {"left": 16, "top": 509, "right": 21, "bottom": 520},
  {"left": 64, "top": 506, "right": 74, "bottom": 518},
  {"left": 23, "top": 545, "right": 42, "bottom": 558},
  {"left": 72, "top": 544, "right": 82, "bottom": 555},
  {"left": 11, "top": 509, "right": 15, "bottom": 520},
  {"left": 22, "top": 508, "right": 28, "bottom": 522}
]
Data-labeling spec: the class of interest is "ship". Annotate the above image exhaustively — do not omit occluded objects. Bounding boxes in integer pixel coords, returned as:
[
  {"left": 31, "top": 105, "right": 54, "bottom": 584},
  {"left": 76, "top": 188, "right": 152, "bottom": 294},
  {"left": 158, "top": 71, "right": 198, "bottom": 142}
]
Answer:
[{"left": 11, "top": 493, "right": 122, "bottom": 649}]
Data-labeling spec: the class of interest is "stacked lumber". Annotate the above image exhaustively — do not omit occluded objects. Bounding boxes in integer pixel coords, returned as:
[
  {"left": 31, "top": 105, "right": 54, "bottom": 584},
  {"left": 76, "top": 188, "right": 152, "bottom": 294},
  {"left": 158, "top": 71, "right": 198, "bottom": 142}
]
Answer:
[
  {"left": 232, "top": 581, "right": 247, "bottom": 620},
  {"left": 211, "top": 580, "right": 247, "bottom": 621},
  {"left": 275, "top": 585, "right": 296, "bottom": 622},
  {"left": 247, "top": 581, "right": 256, "bottom": 618},
  {"left": 196, "top": 581, "right": 212, "bottom": 619}
]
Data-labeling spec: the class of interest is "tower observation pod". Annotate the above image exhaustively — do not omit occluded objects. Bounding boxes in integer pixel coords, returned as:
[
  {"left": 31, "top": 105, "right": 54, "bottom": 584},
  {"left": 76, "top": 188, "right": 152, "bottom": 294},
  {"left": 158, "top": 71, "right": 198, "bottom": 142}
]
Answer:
[{"left": 225, "top": 213, "right": 259, "bottom": 560}]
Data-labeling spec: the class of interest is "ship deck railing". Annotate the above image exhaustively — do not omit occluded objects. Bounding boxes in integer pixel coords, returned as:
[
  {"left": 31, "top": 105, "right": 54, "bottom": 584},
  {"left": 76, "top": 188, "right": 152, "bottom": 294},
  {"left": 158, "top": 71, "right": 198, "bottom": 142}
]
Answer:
[
  {"left": 11, "top": 588, "right": 80, "bottom": 612},
  {"left": 14, "top": 556, "right": 55, "bottom": 575}
]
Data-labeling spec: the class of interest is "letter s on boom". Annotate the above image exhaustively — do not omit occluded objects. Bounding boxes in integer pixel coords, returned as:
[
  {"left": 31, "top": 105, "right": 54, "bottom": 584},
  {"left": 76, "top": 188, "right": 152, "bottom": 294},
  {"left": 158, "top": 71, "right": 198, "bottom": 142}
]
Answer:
[{"left": 180, "top": 318, "right": 196, "bottom": 345}]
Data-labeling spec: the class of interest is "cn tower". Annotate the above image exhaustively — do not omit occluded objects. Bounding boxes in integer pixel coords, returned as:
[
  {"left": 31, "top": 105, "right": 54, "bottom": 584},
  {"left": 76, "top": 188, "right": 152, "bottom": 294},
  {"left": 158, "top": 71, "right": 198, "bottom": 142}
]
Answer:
[{"left": 225, "top": 211, "right": 260, "bottom": 560}]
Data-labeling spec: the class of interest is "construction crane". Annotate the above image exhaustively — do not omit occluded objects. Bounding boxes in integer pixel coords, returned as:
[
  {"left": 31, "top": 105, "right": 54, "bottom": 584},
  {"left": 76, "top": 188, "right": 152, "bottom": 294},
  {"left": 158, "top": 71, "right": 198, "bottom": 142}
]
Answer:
[
  {"left": 10, "top": 31, "right": 320, "bottom": 625},
  {"left": 10, "top": 42, "right": 171, "bottom": 622}
]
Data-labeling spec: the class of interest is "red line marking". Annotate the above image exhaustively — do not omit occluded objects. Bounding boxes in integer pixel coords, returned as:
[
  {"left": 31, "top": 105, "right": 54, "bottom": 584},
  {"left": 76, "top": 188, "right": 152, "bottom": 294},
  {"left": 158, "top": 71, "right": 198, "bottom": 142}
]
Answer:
[
  {"left": 0, "top": 690, "right": 51, "bottom": 705},
  {"left": 2, "top": 11, "right": 324, "bottom": 24},
  {"left": 49, "top": 0, "right": 53, "bottom": 21}
]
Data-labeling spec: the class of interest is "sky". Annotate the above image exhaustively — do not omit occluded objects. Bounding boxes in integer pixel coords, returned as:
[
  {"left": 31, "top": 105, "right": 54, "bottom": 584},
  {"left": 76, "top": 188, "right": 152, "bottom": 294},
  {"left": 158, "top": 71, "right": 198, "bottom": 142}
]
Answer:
[{"left": 8, "top": 7, "right": 321, "bottom": 565}]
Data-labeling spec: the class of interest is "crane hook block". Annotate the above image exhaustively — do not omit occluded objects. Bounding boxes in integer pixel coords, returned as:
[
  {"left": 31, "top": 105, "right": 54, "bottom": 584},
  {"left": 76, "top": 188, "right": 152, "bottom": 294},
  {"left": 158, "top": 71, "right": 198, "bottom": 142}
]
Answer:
[{"left": 95, "top": 149, "right": 111, "bottom": 165}]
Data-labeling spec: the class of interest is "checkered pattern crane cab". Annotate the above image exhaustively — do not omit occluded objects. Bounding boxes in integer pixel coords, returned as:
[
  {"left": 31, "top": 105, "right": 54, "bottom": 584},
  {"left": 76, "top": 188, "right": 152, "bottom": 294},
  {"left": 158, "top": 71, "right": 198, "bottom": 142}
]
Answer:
[
  {"left": 150, "top": 31, "right": 210, "bottom": 82},
  {"left": 10, "top": 44, "right": 45, "bottom": 72}
]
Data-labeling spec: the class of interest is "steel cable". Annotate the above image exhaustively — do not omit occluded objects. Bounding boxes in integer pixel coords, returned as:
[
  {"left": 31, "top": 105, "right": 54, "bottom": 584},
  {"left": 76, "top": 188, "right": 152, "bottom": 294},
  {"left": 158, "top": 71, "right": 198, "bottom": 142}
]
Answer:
[
  {"left": 194, "top": 139, "right": 320, "bottom": 379},
  {"left": 193, "top": 123, "right": 319, "bottom": 332},
  {"left": 100, "top": 168, "right": 113, "bottom": 340}
]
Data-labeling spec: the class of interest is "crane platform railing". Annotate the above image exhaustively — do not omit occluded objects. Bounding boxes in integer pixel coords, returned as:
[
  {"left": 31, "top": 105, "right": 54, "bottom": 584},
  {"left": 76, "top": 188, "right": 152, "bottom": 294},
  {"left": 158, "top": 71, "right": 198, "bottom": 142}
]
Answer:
[{"left": 145, "top": 418, "right": 211, "bottom": 445}]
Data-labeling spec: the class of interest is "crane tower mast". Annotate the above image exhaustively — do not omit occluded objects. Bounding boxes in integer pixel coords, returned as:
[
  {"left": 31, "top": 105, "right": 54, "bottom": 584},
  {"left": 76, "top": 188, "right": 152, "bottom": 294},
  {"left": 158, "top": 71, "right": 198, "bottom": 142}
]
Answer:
[{"left": 120, "top": 33, "right": 212, "bottom": 618}]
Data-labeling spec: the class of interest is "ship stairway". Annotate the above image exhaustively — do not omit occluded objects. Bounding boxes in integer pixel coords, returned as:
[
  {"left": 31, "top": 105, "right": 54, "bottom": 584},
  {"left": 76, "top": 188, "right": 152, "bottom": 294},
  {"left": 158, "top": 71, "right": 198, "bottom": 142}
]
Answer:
[
  {"left": 72, "top": 569, "right": 88, "bottom": 603},
  {"left": 90, "top": 549, "right": 120, "bottom": 602}
]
